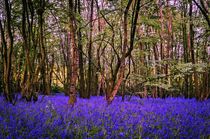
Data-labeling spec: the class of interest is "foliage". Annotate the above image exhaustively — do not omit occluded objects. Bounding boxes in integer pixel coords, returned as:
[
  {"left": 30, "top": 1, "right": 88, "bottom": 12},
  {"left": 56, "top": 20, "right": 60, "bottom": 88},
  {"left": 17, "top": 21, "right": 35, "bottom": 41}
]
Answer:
[
  {"left": 0, "top": 95, "right": 209, "bottom": 138},
  {"left": 51, "top": 85, "right": 64, "bottom": 94},
  {"left": 140, "top": 16, "right": 161, "bottom": 29},
  {"left": 171, "top": 62, "right": 208, "bottom": 75}
]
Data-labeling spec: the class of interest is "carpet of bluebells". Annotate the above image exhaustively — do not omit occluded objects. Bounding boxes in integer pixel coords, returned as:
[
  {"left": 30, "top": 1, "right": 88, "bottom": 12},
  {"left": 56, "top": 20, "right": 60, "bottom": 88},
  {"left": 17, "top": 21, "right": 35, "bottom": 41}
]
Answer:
[{"left": 0, "top": 95, "right": 209, "bottom": 139}]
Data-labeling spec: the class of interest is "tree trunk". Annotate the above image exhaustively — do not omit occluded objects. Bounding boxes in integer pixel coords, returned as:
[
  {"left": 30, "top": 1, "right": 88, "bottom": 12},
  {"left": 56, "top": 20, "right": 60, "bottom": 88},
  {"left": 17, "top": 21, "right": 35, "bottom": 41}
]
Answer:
[
  {"left": 46, "top": 54, "right": 55, "bottom": 95},
  {"left": 182, "top": 1, "right": 189, "bottom": 98},
  {"left": 77, "top": 0, "right": 86, "bottom": 98},
  {"left": 158, "top": 0, "right": 164, "bottom": 98},
  {"left": 68, "top": 0, "right": 78, "bottom": 106},
  {"left": 38, "top": 0, "right": 47, "bottom": 95},
  {"left": 87, "top": 0, "right": 94, "bottom": 98},
  {"left": 107, "top": 0, "right": 141, "bottom": 104},
  {"left": 21, "top": 0, "right": 38, "bottom": 101},
  {"left": 0, "top": 0, "right": 14, "bottom": 103},
  {"left": 189, "top": 0, "right": 199, "bottom": 99}
]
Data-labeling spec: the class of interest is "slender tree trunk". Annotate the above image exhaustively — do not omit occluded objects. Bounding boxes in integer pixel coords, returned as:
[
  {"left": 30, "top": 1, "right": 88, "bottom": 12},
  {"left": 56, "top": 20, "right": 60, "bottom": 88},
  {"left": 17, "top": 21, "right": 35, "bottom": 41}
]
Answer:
[
  {"left": 77, "top": 0, "right": 86, "bottom": 98},
  {"left": 0, "top": 0, "right": 14, "bottom": 103},
  {"left": 189, "top": 0, "right": 199, "bottom": 99},
  {"left": 166, "top": 0, "right": 173, "bottom": 96},
  {"left": 21, "top": 0, "right": 37, "bottom": 101},
  {"left": 158, "top": 0, "right": 164, "bottom": 98},
  {"left": 66, "top": 32, "right": 71, "bottom": 96},
  {"left": 38, "top": 0, "right": 47, "bottom": 95},
  {"left": 152, "top": 44, "right": 158, "bottom": 98},
  {"left": 87, "top": 0, "right": 94, "bottom": 98},
  {"left": 46, "top": 54, "right": 54, "bottom": 95},
  {"left": 68, "top": 0, "right": 78, "bottom": 106},
  {"left": 182, "top": 1, "right": 189, "bottom": 98},
  {"left": 107, "top": 0, "right": 141, "bottom": 104},
  {"left": 106, "top": 0, "right": 132, "bottom": 103}
]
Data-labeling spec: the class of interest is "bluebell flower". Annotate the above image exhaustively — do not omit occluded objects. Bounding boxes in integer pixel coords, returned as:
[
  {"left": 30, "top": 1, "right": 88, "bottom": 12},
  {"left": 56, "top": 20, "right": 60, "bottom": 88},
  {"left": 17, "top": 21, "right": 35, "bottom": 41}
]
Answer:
[{"left": 0, "top": 96, "right": 210, "bottom": 138}]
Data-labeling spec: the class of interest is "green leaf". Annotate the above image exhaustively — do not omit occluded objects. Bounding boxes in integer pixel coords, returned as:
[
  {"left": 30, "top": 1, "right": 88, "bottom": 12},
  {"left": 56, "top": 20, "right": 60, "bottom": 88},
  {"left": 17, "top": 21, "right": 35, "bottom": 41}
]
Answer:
[
  {"left": 140, "top": 16, "right": 161, "bottom": 29},
  {"left": 140, "top": 36, "right": 159, "bottom": 44}
]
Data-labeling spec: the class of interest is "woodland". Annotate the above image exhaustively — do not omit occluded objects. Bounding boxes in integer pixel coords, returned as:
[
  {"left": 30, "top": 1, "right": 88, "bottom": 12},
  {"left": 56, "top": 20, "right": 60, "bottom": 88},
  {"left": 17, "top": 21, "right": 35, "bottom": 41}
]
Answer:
[
  {"left": 0, "top": 0, "right": 210, "bottom": 103},
  {"left": 0, "top": 0, "right": 210, "bottom": 138}
]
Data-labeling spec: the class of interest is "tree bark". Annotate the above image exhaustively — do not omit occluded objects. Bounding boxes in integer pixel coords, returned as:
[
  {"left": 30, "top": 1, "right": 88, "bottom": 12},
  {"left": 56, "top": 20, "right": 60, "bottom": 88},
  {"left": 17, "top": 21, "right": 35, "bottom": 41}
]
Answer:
[
  {"left": 77, "top": 0, "right": 86, "bottom": 98},
  {"left": 107, "top": 0, "right": 141, "bottom": 104},
  {"left": 87, "top": 0, "right": 94, "bottom": 98},
  {"left": 38, "top": 0, "right": 48, "bottom": 95},
  {"left": 189, "top": 0, "right": 199, "bottom": 99},
  {"left": 0, "top": 0, "right": 14, "bottom": 103},
  {"left": 182, "top": 1, "right": 190, "bottom": 98},
  {"left": 68, "top": 0, "right": 78, "bottom": 106}
]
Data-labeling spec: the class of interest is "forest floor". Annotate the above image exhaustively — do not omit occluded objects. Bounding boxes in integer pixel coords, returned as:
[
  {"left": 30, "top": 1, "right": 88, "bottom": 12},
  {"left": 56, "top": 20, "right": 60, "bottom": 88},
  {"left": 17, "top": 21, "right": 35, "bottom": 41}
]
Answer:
[{"left": 0, "top": 95, "right": 209, "bottom": 138}]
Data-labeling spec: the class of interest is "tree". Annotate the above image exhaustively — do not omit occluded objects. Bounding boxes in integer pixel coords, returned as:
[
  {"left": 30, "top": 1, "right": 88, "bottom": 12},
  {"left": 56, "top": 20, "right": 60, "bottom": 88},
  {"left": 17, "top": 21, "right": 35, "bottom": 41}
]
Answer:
[
  {"left": 0, "top": 0, "right": 14, "bottom": 103},
  {"left": 106, "top": 0, "right": 141, "bottom": 103},
  {"left": 68, "top": 0, "right": 78, "bottom": 106},
  {"left": 192, "top": 0, "right": 210, "bottom": 27},
  {"left": 77, "top": 0, "right": 86, "bottom": 98},
  {"left": 87, "top": 0, "right": 94, "bottom": 98},
  {"left": 0, "top": 0, "right": 209, "bottom": 103}
]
